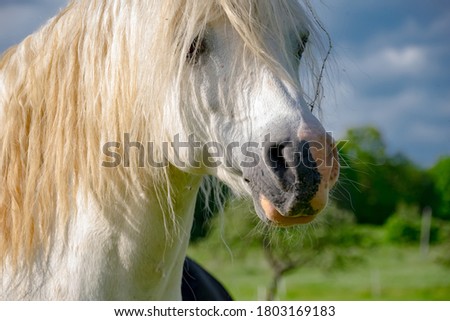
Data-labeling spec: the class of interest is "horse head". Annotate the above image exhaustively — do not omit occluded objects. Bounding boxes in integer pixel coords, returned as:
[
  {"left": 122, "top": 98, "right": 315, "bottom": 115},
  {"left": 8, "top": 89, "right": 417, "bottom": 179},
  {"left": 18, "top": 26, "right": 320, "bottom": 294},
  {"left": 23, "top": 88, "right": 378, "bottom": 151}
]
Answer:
[{"left": 163, "top": 4, "right": 339, "bottom": 226}]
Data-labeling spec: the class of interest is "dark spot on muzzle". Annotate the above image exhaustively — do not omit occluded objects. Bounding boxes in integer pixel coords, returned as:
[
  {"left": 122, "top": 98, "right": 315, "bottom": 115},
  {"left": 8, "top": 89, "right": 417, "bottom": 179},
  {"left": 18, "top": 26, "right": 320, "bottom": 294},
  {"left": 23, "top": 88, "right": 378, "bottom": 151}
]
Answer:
[{"left": 244, "top": 140, "right": 321, "bottom": 217}]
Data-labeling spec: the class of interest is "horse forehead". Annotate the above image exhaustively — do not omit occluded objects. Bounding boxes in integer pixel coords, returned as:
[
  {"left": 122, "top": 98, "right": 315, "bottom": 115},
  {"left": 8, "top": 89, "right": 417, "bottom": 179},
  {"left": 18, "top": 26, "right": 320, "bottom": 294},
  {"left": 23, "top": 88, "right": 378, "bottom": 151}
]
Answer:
[{"left": 208, "top": 6, "right": 305, "bottom": 39}]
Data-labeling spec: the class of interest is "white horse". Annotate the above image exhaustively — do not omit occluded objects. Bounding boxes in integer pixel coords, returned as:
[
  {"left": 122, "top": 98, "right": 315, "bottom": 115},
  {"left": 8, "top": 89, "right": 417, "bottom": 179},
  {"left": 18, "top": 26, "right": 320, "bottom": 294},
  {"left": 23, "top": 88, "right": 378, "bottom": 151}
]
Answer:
[{"left": 0, "top": 0, "right": 339, "bottom": 300}]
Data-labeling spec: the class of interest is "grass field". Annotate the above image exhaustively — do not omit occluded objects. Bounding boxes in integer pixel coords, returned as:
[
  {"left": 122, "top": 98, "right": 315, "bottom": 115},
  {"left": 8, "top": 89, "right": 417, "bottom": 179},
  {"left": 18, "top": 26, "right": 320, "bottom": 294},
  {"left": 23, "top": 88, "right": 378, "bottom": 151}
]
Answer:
[{"left": 187, "top": 203, "right": 450, "bottom": 301}]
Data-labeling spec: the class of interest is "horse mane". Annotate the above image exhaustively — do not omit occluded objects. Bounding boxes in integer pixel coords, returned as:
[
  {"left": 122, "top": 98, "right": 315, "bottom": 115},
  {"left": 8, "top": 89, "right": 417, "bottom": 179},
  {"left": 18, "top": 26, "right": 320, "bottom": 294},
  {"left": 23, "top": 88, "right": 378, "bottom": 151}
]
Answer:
[{"left": 0, "top": 0, "right": 326, "bottom": 273}]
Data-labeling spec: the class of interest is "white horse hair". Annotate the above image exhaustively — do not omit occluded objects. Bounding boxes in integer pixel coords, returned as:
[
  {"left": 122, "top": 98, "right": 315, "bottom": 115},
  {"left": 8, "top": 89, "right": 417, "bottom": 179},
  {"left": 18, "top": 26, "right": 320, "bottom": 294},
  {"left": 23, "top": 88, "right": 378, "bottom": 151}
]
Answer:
[{"left": 0, "top": 0, "right": 339, "bottom": 300}]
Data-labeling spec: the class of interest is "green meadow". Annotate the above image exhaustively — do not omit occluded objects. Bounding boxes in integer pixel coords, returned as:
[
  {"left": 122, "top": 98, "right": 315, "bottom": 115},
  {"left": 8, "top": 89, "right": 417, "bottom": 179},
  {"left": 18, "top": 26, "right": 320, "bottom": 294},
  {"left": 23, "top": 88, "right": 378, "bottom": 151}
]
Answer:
[
  {"left": 189, "top": 242, "right": 450, "bottom": 300},
  {"left": 188, "top": 200, "right": 450, "bottom": 301}
]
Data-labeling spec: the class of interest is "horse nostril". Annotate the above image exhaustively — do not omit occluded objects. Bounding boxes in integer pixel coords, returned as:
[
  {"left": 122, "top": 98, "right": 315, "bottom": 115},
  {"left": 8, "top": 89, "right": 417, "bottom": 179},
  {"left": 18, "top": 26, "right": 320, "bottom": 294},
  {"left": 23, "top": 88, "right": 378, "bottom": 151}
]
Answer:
[
  {"left": 263, "top": 139, "right": 321, "bottom": 194},
  {"left": 264, "top": 142, "right": 296, "bottom": 190},
  {"left": 267, "top": 143, "right": 287, "bottom": 170}
]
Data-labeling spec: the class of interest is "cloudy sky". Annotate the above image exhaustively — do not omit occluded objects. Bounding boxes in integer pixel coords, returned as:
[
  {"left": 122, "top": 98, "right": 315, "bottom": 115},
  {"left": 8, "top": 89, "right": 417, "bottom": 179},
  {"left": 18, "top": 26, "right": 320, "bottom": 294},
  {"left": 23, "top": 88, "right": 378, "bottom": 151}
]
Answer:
[
  {"left": 316, "top": 0, "right": 450, "bottom": 167},
  {"left": 0, "top": 0, "right": 449, "bottom": 167}
]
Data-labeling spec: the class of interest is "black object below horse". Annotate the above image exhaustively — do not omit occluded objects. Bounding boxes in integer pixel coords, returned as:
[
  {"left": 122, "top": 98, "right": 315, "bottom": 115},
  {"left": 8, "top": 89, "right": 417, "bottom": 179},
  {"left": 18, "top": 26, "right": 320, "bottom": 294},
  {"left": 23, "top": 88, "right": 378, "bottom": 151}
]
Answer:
[{"left": 182, "top": 257, "right": 233, "bottom": 301}]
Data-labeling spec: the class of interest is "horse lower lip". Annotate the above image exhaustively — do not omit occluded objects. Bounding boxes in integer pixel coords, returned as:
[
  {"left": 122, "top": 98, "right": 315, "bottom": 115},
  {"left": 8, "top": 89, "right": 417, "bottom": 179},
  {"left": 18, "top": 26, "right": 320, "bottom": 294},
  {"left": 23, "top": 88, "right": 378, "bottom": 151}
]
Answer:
[{"left": 259, "top": 194, "right": 316, "bottom": 226}]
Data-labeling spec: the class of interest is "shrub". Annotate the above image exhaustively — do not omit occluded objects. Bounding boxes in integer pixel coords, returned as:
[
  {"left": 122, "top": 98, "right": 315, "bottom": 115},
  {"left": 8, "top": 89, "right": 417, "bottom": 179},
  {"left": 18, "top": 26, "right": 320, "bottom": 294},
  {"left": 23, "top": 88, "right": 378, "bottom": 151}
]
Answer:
[{"left": 384, "top": 204, "right": 440, "bottom": 244}]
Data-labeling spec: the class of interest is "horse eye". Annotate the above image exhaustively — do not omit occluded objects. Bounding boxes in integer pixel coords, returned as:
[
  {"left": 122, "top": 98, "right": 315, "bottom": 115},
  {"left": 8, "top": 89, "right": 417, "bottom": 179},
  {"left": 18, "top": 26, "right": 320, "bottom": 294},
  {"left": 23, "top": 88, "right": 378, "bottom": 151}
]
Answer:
[
  {"left": 296, "top": 32, "right": 309, "bottom": 60},
  {"left": 187, "top": 36, "right": 207, "bottom": 64}
]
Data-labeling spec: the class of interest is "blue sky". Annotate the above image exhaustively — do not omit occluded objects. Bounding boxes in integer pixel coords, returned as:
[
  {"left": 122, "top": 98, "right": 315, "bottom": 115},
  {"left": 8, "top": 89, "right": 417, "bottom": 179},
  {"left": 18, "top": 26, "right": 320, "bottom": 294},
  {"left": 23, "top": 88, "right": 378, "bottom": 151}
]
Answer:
[
  {"left": 0, "top": 0, "right": 449, "bottom": 167},
  {"left": 316, "top": 0, "right": 450, "bottom": 167}
]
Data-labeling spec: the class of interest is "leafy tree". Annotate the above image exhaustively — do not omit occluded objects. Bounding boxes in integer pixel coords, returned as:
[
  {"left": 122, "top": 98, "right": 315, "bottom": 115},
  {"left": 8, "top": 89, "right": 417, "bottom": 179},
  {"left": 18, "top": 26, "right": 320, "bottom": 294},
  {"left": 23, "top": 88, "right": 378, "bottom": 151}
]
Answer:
[
  {"left": 334, "top": 127, "right": 397, "bottom": 224},
  {"left": 260, "top": 207, "right": 367, "bottom": 300},
  {"left": 334, "top": 126, "right": 438, "bottom": 225},
  {"left": 429, "top": 157, "right": 450, "bottom": 220},
  {"left": 196, "top": 200, "right": 368, "bottom": 300}
]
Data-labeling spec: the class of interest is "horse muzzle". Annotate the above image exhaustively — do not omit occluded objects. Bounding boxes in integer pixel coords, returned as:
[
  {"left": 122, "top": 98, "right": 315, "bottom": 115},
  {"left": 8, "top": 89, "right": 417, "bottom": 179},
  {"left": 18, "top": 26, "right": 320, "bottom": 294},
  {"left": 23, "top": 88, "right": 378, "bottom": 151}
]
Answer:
[{"left": 243, "top": 132, "right": 339, "bottom": 227}]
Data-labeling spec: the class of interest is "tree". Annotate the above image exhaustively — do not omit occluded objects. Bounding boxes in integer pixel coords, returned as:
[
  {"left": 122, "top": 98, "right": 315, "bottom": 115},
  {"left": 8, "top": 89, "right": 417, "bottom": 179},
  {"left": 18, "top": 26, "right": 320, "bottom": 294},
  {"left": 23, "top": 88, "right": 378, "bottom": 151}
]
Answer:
[
  {"left": 196, "top": 199, "right": 368, "bottom": 300},
  {"left": 334, "top": 127, "right": 398, "bottom": 224},
  {"left": 334, "top": 126, "right": 438, "bottom": 225},
  {"left": 429, "top": 157, "right": 450, "bottom": 220},
  {"left": 260, "top": 206, "right": 369, "bottom": 300}
]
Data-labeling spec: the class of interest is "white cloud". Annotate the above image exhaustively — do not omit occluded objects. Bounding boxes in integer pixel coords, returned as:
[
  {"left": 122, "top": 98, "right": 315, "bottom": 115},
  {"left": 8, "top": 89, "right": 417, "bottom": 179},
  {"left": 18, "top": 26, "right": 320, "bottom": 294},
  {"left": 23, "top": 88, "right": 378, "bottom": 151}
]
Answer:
[
  {"left": 347, "top": 42, "right": 442, "bottom": 83},
  {"left": 381, "top": 46, "right": 426, "bottom": 72}
]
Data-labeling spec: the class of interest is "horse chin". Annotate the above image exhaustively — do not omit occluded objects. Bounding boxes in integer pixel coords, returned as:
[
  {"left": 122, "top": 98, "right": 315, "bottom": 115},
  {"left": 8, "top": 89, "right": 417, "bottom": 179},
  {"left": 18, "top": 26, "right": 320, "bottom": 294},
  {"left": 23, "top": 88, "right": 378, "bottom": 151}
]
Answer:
[{"left": 255, "top": 194, "right": 318, "bottom": 227}]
